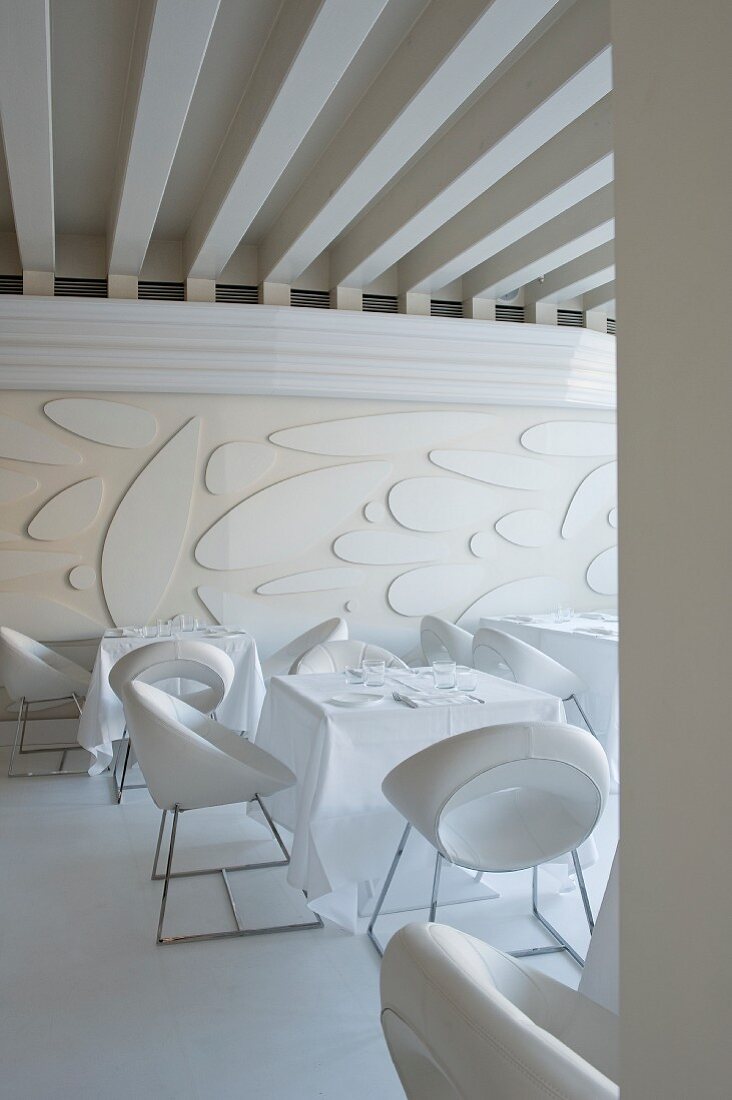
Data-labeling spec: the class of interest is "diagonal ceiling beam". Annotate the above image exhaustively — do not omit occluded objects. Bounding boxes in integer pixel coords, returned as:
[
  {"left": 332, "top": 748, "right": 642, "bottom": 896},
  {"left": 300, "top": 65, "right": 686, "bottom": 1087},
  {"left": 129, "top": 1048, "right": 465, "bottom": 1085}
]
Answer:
[
  {"left": 184, "top": 0, "right": 390, "bottom": 280},
  {"left": 107, "top": 0, "right": 221, "bottom": 276},
  {"left": 399, "top": 95, "right": 613, "bottom": 294},
  {"left": 329, "top": 0, "right": 612, "bottom": 290},
  {"left": 584, "top": 280, "right": 616, "bottom": 312},
  {"left": 525, "top": 241, "right": 615, "bottom": 303},
  {"left": 462, "top": 184, "right": 615, "bottom": 300},
  {"left": 259, "top": 0, "right": 564, "bottom": 286},
  {"left": 0, "top": 0, "right": 54, "bottom": 272}
]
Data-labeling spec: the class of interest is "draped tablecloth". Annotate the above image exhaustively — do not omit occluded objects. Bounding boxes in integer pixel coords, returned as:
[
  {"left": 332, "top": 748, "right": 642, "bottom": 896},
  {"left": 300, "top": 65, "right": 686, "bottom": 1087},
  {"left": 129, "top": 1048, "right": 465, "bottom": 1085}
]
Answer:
[
  {"left": 254, "top": 669, "right": 564, "bottom": 932},
  {"left": 483, "top": 614, "right": 619, "bottom": 788},
  {"left": 78, "top": 629, "right": 266, "bottom": 775}
]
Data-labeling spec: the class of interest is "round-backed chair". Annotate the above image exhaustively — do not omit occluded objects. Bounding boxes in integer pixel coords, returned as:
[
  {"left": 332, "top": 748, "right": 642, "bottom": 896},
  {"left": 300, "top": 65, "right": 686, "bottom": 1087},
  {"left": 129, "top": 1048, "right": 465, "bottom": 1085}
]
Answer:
[
  {"left": 368, "top": 720, "right": 609, "bottom": 966},
  {"left": 473, "top": 626, "right": 598, "bottom": 737},
  {"left": 420, "top": 616, "right": 474, "bottom": 668},
  {"left": 121, "top": 680, "right": 323, "bottom": 944},
  {"left": 108, "top": 639, "right": 235, "bottom": 803},
  {"left": 0, "top": 626, "right": 91, "bottom": 777},
  {"left": 293, "top": 639, "right": 407, "bottom": 674},
  {"left": 380, "top": 922, "right": 618, "bottom": 1099},
  {"left": 260, "top": 617, "right": 348, "bottom": 679}
]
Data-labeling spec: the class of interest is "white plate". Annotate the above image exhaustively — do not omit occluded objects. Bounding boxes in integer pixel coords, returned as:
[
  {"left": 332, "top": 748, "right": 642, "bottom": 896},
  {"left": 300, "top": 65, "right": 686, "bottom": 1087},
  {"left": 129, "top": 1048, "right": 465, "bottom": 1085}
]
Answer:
[
  {"left": 327, "top": 692, "right": 385, "bottom": 708},
  {"left": 203, "top": 630, "right": 225, "bottom": 637}
]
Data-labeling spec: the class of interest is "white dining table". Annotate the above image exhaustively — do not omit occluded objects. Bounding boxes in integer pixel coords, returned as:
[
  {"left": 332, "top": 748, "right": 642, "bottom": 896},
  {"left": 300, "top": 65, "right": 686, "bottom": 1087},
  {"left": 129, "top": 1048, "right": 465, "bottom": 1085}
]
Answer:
[
  {"left": 254, "top": 668, "right": 565, "bottom": 933},
  {"left": 78, "top": 628, "right": 266, "bottom": 776},
  {"left": 482, "top": 613, "right": 619, "bottom": 788}
]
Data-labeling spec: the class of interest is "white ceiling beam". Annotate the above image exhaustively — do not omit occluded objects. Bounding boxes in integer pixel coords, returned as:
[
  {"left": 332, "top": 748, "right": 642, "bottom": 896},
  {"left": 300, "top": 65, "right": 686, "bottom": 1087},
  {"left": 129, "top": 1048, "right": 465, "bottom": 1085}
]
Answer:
[
  {"left": 400, "top": 95, "right": 613, "bottom": 294},
  {"left": 584, "top": 281, "right": 616, "bottom": 312},
  {"left": 525, "top": 241, "right": 615, "bottom": 303},
  {"left": 329, "top": 0, "right": 612, "bottom": 290},
  {"left": 462, "top": 184, "right": 615, "bottom": 300},
  {"left": 259, "top": 0, "right": 564, "bottom": 286},
  {"left": 107, "top": 0, "right": 221, "bottom": 276},
  {"left": 184, "top": 0, "right": 389, "bottom": 280},
  {"left": 0, "top": 0, "right": 54, "bottom": 272}
]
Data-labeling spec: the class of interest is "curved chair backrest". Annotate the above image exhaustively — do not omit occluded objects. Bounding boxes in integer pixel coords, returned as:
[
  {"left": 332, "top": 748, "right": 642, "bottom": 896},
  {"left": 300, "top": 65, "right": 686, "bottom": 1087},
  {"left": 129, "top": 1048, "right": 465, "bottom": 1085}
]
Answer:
[
  {"left": 121, "top": 680, "right": 294, "bottom": 812},
  {"left": 420, "top": 616, "right": 474, "bottom": 667},
  {"left": 0, "top": 626, "right": 91, "bottom": 702},
  {"left": 261, "top": 617, "right": 349, "bottom": 678},
  {"left": 109, "top": 640, "right": 235, "bottom": 715},
  {"left": 383, "top": 721, "right": 609, "bottom": 872},
  {"left": 294, "top": 639, "right": 407, "bottom": 675},
  {"left": 472, "top": 627, "right": 583, "bottom": 698},
  {"left": 381, "top": 922, "right": 619, "bottom": 1100}
]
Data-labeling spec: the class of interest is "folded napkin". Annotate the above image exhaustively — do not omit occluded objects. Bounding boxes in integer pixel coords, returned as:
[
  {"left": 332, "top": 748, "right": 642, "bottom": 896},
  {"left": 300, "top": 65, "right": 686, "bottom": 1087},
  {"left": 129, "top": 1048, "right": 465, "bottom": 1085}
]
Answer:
[{"left": 393, "top": 690, "right": 478, "bottom": 708}]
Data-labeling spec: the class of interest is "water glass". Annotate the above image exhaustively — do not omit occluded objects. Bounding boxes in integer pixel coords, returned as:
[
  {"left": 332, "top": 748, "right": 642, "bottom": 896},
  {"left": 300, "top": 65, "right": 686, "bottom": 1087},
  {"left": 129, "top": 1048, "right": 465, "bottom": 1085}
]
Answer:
[
  {"left": 456, "top": 665, "right": 478, "bottom": 692},
  {"left": 142, "top": 623, "right": 158, "bottom": 639},
  {"left": 363, "top": 659, "right": 386, "bottom": 687},
  {"left": 157, "top": 618, "right": 172, "bottom": 638},
  {"left": 344, "top": 665, "right": 365, "bottom": 685},
  {"left": 432, "top": 658, "right": 457, "bottom": 690},
  {"left": 181, "top": 614, "right": 194, "bottom": 632},
  {"left": 554, "top": 605, "right": 574, "bottom": 623}
]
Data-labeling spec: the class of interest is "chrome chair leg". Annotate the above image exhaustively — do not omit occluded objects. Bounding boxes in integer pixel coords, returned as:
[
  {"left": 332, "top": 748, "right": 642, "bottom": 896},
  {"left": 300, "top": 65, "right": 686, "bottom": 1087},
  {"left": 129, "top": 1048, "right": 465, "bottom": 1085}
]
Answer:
[
  {"left": 367, "top": 822, "right": 412, "bottom": 957},
  {"left": 8, "top": 693, "right": 89, "bottom": 778},
  {"left": 153, "top": 798, "right": 323, "bottom": 945},
  {"left": 112, "top": 731, "right": 147, "bottom": 803},
  {"left": 569, "top": 693, "right": 598, "bottom": 739},
  {"left": 514, "top": 850, "right": 594, "bottom": 968}
]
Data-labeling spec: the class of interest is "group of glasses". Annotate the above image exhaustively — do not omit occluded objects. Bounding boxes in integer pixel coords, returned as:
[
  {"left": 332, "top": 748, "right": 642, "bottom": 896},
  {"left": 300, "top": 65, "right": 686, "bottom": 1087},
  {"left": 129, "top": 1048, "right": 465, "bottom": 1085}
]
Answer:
[
  {"left": 345, "top": 657, "right": 478, "bottom": 692},
  {"left": 133, "top": 614, "right": 200, "bottom": 638}
]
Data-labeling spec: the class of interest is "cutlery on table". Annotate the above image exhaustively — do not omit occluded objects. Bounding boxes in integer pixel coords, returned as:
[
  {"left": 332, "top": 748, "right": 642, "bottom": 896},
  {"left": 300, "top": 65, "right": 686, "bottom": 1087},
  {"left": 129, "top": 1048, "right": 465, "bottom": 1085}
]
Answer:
[{"left": 392, "top": 691, "right": 418, "bottom": 708}]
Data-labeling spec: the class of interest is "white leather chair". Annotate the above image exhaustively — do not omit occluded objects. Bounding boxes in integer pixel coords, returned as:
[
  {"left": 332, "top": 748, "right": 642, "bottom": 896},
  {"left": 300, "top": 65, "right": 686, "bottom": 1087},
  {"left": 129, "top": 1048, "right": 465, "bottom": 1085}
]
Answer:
[
  {"left": 121, "top": 680, "right": 323, "bottom": 944},
  {"left": 293, "top": 639, "right": 407, "bottom": 674},
  {"left": 420, "top": 616, "right": 474, "bottom": 668},
  {"left": 473, "top": 627, "right": 598, "bottom": 737},
  {"left": 380, "top": 922, "right": 618, "bottom": 1099},
  {"left": 108, "top": 639, "right": 235, "bottom": 803},
  {"left": 369, "top": 721, "right": 609, "bottom": 965},
  {"left": 0, "top": 626, "right": 91, "bottom": 777},
  {"left": 261, "top": 617, "right": 348, "bottom": 678}
]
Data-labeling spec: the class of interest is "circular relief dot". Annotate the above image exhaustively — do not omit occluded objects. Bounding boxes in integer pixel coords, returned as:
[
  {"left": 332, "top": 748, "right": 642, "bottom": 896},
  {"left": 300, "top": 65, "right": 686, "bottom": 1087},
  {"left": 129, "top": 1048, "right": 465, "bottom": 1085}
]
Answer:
[
  {"left": 469, "top": 532, "right": 491, "bottom": 559},
  {"left": 344, "top": 600, "right": 358, "bottom": 613},
  {"left": 69, "top": 565, "right": 96, "bottom": 590},
  {"left": 363, "top": 501, "right": 386, "bottom": 524}
]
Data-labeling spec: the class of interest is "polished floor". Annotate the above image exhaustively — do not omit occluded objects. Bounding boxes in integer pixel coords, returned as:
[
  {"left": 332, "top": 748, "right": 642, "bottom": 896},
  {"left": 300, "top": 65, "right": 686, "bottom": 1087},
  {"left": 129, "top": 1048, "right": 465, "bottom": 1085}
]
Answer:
[{"left": 0, "top": 746, "right": 618, "bottom": 1099}]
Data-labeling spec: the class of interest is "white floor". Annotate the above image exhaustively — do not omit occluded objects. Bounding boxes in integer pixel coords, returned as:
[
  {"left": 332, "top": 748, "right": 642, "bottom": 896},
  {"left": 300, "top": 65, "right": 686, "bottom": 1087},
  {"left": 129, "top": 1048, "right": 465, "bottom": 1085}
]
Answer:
[{"left": 0, "top": 746, "right": 618, "bottom": 1100}]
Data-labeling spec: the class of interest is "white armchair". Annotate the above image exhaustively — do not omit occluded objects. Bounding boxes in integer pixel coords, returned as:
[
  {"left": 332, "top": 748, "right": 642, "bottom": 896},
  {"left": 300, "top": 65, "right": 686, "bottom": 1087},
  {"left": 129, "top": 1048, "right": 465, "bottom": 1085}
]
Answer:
[
  {"left": 260, "top": 617, "right": 348, "bottom": 678},
  {"left": 293, "top": 639, "right": 407, "bottom": 674},
  {"left": 420, "top": 616, "right": 474, "bottom": 667}
]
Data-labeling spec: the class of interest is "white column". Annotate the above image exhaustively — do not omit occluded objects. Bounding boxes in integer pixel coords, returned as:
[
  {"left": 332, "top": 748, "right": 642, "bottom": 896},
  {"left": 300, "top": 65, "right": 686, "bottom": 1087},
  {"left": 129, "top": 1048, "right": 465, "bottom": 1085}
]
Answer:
[
  {"left": 613, "top": 2, "right": 732, "bottom": 1096},
  {"left": 330, "top": 286, "right": 362, "bottom": 311},
  {"left": 185, "top": 278, "right": 215, "bottom": 303},
  {"left": 23, "top": 271, "right": 53, "bottom": 296},
  {"left": 462, "top": 297, "right": 495, "bottom": 320},
  {"left": 398, "top": 291, "right": 430, "bottom": 316},
  {"left": 258, "top": 282, "right": 290, "bottom": 307},
  {"left": 108, "top": 274, "right": 138, "bottom": 300}
]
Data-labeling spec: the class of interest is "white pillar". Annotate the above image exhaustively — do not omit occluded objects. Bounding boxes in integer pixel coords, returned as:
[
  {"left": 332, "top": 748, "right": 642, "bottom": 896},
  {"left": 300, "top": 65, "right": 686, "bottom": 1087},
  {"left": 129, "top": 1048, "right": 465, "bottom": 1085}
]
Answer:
[
  {"left": 613, "top": 2, "right": 732, "bottom": 1096},
  {"left": 185, "top": 278, "right": 215, "bottom": 302},
  {"left": 330, "top": 286, "right": 362, "bottom": 311},
  {"left": 258, "top": 281, "right": 290, "bottom": 306},
  {"left": 398, "top": 291, "right": 430, "bottom": 316},
  {"left": 22, "top": 270, "right": 53, "bottom": 296},
  {"left": 462, "top": 297, "right": 495, "bottom": 320},
  {"left": 108, "top": 274, "right": 138, "bottom": 299}
]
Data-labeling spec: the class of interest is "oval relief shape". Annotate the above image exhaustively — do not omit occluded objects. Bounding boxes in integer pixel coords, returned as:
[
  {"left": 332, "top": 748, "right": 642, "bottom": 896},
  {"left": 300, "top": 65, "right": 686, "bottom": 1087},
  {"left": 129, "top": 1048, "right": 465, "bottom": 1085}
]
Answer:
[
  {"left": 586, "top": 547, "right": 618, "bottom": 595},
  {"left": 0, "top": 413, "right": 82, "bottom": 465},
  {"left": 388, "top": 564, "right": 486, "bottom": 618},
  {"left": 69, "top": 565, "right": 97, "bottom": 590},
  {"left": 256, "top": 568, "right": 364, "bottom": 596},
  {"left": 0, "top": 467, "right": 39, "bottom": 503},
  {"left": 429, "top": 450, "right": 556, "bottom": 490},
  {"left": 28, "top": 478, "right": 104, "bottom": 541},
  {"left": 562, "top": 462, "right": 617, "bottom": 539},
  {"left": 102, "top": 419, "right": 200, "bottom": 626},
  {"left": 269, "top": 411, "right": 496, "bottom": 456},
  {"left": 389, "top": 477, "right": 496, "bottom": 533},
  {"left": 196, "top": 461, "right": 392, "bottom": 570},
  {"left": 205, "top": 442, "right": 276, "bottom": 494},
  {"left": 494, "top": 509, "right": 555, "bottom": 548},
  {"left": 0, "top": 550, "right": 80, "bottom": 582},
  {"left": 520, "top": 421, "right": 616, "bottom": 456},
  {"left": 364, "top": 501, "right": 386, "bottom": 524},
  {"left": 608, "top": 507, "right": 617, "bottom": 529},
  {"left": 44, "top": 399, "right": 157, "bottom": 448},
  {"left": 333, "top": 530, "right": 445, "bottom": 565},
  {"left": 457, "top": 576, "right": 568, "bottom": 632},
  {"left": 469, "top": 532, "right": 492, "bottom": 559}
]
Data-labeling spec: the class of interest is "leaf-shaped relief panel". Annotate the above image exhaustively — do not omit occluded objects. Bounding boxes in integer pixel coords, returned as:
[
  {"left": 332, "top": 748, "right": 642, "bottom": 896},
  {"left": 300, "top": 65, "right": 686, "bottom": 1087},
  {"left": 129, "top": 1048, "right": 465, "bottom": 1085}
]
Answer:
[
  {"left": 0, "top": 413, "right": 81, "bottom": 465},
  {"left": 269, "top": 411, "right": 496, "bottom": 456},
  {"left": 28, "top": 478, "right": 103, "bottom": 541},
  {"left": 44, "top": 399, "right": 157, "bottom": 448}
]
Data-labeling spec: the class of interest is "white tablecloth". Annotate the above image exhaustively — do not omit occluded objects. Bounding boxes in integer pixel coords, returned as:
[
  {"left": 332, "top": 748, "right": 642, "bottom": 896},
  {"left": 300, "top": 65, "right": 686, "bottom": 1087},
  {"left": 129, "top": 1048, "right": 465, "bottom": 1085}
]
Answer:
[
  {"left": 254, "top": 669, "right": 565, "bottom": 932},
  {"left": 483, "top": 614, "right": 619, "bottom": 788},
  {"left": 78, "top": 629, "right": 266, "bottom": 775}
]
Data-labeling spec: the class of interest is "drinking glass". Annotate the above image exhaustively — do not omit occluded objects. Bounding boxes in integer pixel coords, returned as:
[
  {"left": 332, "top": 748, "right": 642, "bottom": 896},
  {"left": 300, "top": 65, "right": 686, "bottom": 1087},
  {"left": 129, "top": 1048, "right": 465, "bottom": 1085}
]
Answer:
[
  {"left": 157, "top": 618, "right": 172, "bottom": 638},
  {"left": 142, "top": 623, "right": 158, "bottom": 639},
  {"left": 181, "top": 614, "right": 194, "bottom": 632},
  {"left": 363, "top": 659, "right": 386, "bottom": 687},
  {"left": 344, "top": 665, "right": 365, "bottom": 685},
  {"left": 456, "top": 665, "right": 478, "bottom": 692},
  {"left": 432, "top": 658, "right": 457, "bottom": 690}
]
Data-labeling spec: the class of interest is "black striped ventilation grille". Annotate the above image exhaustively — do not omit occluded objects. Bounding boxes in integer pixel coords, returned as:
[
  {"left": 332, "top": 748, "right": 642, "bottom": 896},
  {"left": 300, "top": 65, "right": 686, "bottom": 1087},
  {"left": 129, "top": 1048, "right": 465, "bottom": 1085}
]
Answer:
[
  {"left": 54, "top": 277, "right": 107, "bottom": 298},
  {"left": 363, "top": 293, "right": 398, "bottom": 313},
  {"left": 290, "top": 288, "right": 330, "bottom": 309},
  {"left": 0, "top": 274, "right": 22, "bottom": 295},
  {"left": 138, "top": 281, "right": 184, "bottom": 301},
  {"left": 496, "top": 303, "right": 525, "bottom": 322},
  {"left": 215, "top": 283, "right": 258, "bottom": 304},
  {"left": 430, "top": 299, "right": 463, "bottom": 318},
  {"left": 557, "top": 308, "right": 583, "bottom": 327},
  {"left": 607, "top": 317, "right": 616, "bottom": 334}
]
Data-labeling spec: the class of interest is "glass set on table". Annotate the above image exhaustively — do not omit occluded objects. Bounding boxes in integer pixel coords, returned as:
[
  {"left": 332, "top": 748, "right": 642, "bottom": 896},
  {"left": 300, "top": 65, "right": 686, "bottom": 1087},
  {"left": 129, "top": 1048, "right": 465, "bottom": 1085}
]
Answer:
[{"left": 345, "top": 658, "right": 477, "bottom": 692}]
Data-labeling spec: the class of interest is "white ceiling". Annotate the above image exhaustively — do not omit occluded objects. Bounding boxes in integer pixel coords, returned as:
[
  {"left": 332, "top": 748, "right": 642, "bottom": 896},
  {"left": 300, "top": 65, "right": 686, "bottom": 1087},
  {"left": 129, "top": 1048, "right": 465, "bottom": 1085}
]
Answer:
[{"left": 0, "top": 0, "right": 615, "bottom": 308}]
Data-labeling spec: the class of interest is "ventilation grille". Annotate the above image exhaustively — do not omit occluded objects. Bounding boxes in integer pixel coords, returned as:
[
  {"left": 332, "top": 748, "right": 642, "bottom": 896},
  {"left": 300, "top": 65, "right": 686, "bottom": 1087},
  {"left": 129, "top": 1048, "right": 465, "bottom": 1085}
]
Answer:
[
  {"left": 495, "top": 303, "right": 524, "bottom": 323},
  {"left": 430, "top": 299, "right": 463, "bottom": 318},
  {"left": 290, "top": 288, "right": 330, "bottom": 309},
  {"left": 0, "top": 274, "right": 22, "bottom": 295},
  {"left": 557, "top": 308, "right": 583, "bottom": 328},
  {"left": 54, "top": 277, "right": 107, "bottom": 298},
  {"left": 215, "top": 283, "right": 258, "bottom": 304},
  {"left": 607, "top": 317, "right": 616, "bottom": 334},
  {"left": 138, "top": 280, "right": 184, "bottom": 301},
  {"left": 363, "top": 293, "right": 398, "bottom": 313}
]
